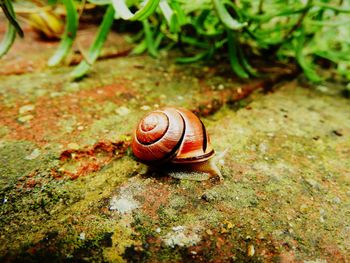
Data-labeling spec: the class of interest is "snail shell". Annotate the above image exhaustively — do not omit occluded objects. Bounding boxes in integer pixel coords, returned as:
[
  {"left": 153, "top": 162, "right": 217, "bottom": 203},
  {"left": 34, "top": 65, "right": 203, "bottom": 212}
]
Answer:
[{"left": 132, "top": 107, "right": 214, "bottom": 164}]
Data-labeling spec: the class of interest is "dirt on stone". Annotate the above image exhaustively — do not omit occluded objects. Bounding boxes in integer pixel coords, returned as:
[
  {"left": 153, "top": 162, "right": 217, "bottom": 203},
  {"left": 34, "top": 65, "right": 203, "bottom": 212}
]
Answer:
[{"left": 1, "top": 21, "right": 350, "bottom": 263}]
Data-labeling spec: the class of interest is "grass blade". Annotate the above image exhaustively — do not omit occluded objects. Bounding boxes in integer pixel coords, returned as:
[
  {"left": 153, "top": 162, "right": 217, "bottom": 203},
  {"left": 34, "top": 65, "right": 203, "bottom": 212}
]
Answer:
[
  {"left": 0, "top": 20, "right": 16, "bottom": 58},
  {"left": 176, "top": 50, "right": 211, "bottom": 64},
  {"left": 212, "top": 0, "right": 247, "bottom": 30},
  {"left": 237, "top": 45, "right": 257, "bottom": 77},
  {"left": 111, "top": 0, "right": 160, "bottom": 21},
  {"left": 142, "top": 19, "right": 158, "bottom": 57},
  {"left": 131, "top": 38, "right": 147, "bottom": 55},
  {"left": 0, "top": 0, "right": 20, "bottom": 58},
  {"left": 70, "top": 5, "right": 115, "bottom": 79},
  {"left": 170, "top": 1, "right": 186, "bottom": 26},
  {"left": 314, "top": 50, "right": 350, "bottom": 63},
  {"left": 315, "top": 2, "right": 350, "bottom": 13},
  {"left": 88, "top": 0, "right": 111, "bottom": 5},
  {"left": 48, "top": 0, "right": 78, "bottom": 66},
  {"left": 227, "top": 30, "right": 249, "bottom": 78},
  {"left": 0, "top": 0, "right": 23, "bottom": 37},
  {"left": 177, "top": 36, "right": 210, "bottom": 49},
  {"left": 159, "top": 0, "right": 182, "bottom": 33},
  {"left": 193, "top": 9, "right": 223, "bottom": 37},
  {"left": 159, "top": 0, "right": 173, "bottom": 25},
  {"left": 295, "top": 29, "right": 321, "bottom": 83}
]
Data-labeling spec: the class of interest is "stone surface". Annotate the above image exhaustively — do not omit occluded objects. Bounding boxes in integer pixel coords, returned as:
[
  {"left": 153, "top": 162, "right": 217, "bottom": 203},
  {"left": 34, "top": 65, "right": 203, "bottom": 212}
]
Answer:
[{"left": 0, "top": 22, "right": 349, "bottom": 262}]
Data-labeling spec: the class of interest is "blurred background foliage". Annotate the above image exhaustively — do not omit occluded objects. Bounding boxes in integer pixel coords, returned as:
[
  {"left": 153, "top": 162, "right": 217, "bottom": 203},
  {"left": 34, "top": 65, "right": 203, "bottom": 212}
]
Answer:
[{"left": 0, "top": 0, "right": 349, "bottom": 81}]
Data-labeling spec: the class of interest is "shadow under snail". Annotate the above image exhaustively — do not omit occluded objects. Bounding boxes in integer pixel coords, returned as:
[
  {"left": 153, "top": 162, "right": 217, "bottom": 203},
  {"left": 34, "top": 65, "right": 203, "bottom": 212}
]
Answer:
[{"left": 132, "top": 107, "right": 223, "bottom": 180}]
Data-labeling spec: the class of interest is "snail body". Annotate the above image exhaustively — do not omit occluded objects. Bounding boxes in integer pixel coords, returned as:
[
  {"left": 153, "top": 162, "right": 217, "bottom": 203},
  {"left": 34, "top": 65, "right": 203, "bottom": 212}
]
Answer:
[{"left": 132, "top": 107, "right": 222, "bottom": 180}]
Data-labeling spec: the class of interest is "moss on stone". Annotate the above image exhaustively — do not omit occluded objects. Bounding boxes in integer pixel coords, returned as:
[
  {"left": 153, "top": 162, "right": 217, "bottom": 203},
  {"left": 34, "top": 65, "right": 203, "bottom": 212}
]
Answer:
[{"left": 1, "top": 36, "right": 349, "bottom": 262}]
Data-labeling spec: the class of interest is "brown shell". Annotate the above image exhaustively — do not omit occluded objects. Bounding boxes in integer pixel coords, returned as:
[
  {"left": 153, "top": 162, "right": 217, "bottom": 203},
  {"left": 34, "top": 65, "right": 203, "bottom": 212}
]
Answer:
[{"left": 132, "top": 107, "right": 214, "bottom": 164}]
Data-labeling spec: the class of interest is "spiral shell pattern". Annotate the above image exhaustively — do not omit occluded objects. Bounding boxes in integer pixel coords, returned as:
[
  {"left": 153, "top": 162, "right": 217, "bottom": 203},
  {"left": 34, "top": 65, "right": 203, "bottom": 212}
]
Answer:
[{"left": 132, "top": 107, "right": 214, "bottom": 163}]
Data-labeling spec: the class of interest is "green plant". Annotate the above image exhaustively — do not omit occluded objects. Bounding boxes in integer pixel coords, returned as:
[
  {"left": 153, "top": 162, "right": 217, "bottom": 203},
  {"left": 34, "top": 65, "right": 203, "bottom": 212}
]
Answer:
[
  {"left": 47, "top": 0, "right": 78, "bottom": 66},
  {"left": 1, "top": 0, "right": 349, "bottom": 82},
  {"left": 0, "top": 0, "right": 23, "bottom": 58}
]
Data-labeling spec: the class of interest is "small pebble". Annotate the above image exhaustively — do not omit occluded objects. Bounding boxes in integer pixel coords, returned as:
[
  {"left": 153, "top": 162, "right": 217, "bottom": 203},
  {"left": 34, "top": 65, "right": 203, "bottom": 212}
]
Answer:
[
  {"left": 206, "top": 229, "right": 213, "bottom": 235},
  {"left": 300, "top": 204, "right": 308, "bottom": 213},
  {"left": 50, "top": 92, "right": 63, "bottom": 98},
  {"left": 19, "top": 105, "right": 35, "bottom": 114},
  {"left": 79, "top": 232, "right": 85, "bottom": 240},
  {"left": 258, "top": 143, "right": 268, "bottom": 154},
  {"left": 115, "top": 106, "right": 130, "bottom": 116},
  {"left": 109, "top": 197, "right": 139, "bottom": 214},
  {"left": 140, "top": 105, "right": 151, "bottom": 111},
  {"left": 172, "top": 226, "right": 185, "bottom": 232},
  {"left": 247, "top": 244, "right": 255, "bottom": 257},
  {"left": 316, "top": 85, "right": 329, "bottom": 93},
  {"left": 18, "top": 115, "right": 34, "bottom": 123},
  {"left": 67, "top": 143, "right": 80, "bottom": 150},
  {"left": 70, "top": 82, "right": 79, "bottom": 89},
  {"left": 332, "top": 196, "right": 341, "bottom": 204},
  {"left": 305, "top": 178, "right": 320, "bottom": 190},
  {"left": 332, "top": 130, "right": 343, "bottom": 137},
  {"left": 25, "top": 149, "right": 41, "bottom": 160}
]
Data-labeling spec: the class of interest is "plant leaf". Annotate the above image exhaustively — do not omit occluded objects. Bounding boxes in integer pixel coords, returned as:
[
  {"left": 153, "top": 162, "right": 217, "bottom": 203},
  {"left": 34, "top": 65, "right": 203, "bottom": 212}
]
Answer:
[
  {"left": 0, "top": 19, "right": 16, "bottom": 58},
  {"left": 159, "top": 0, "right": 173, "bottom": 25},
  {"left": 70, "top": 5, "right": 115, "bottom": 79},
  {"left": 212, "top": 0, "right": 247, "bottom": 30},
  {"left": 0, "top": 0, "right": 23, "bottom": 37},
  {"left": 295, "top": 29, "right": 322, "bottom": 83},
  {"left": 176, "top": 49, "right": 212, "bottom": 64},
  {"left": 48, "top": 0, "right": 79, "bottom": 66},
  {"left": 0, "top": 0, "right": 20, "bottom": 58},
  {"left": 131, "top": 38, "right": 147, "bottom": 55},
  {"left": 111, "top": 0, "right": 160, "bottom": 21},
  {"left": 237, "top": 44, "right": 257, "bottom": 77},
  {"left": 142, "top": 19, "right": 158, "bottom": 57},
  {"left": 227, "top": 30, "right": 249, "bottom": 78}
]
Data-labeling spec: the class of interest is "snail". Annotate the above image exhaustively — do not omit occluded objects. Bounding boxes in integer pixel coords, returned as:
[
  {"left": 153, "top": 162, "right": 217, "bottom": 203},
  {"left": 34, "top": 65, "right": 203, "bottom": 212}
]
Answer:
[{"left": 132, "top": 107, "right": 223, "bottom": 180}]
